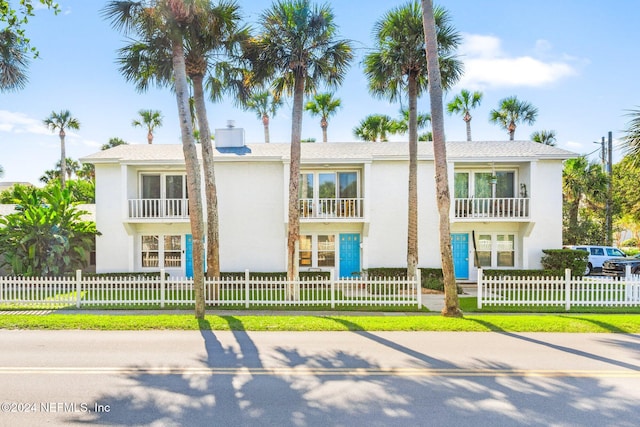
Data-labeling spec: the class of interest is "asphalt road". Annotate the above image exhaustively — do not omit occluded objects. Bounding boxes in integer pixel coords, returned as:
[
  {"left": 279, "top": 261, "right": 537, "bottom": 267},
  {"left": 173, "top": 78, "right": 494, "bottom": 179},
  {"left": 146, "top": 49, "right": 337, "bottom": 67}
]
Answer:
[{"left": 0, "top": 330, "right": 639, "bottom": 426}]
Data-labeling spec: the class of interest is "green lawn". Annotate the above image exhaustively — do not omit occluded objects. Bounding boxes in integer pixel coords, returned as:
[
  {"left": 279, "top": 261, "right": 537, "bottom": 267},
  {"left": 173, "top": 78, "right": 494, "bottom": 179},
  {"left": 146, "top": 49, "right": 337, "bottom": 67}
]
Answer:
[
  {"left": 0, "top": 312, "right": 639, "bottom": 333},
  {"left": 459, "top": 296, "right": 640, "bottom": 314}
]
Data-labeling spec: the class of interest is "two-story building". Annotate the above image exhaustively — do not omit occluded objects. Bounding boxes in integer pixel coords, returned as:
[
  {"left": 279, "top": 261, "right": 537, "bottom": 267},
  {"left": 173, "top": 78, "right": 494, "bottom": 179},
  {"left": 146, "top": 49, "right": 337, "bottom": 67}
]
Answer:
[{"left": 82, "top": 133, "right": 575, "bottom": 281}]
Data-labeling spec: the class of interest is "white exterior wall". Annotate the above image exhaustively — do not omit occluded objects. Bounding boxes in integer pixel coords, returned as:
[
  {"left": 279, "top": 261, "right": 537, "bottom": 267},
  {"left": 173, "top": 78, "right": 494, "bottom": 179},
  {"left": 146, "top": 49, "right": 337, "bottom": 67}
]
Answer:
[
  {"left": 366, "top": 160, "right": 408, "bottom": 268},
  {"left": 94, "top": 164, "right": 132, "bottom": 273},
  {"left": 524, "top": 159, "right": 564, "bottom": 268},
  {"left": 216, "top": 161, "right": 285, "bottom": 272}
]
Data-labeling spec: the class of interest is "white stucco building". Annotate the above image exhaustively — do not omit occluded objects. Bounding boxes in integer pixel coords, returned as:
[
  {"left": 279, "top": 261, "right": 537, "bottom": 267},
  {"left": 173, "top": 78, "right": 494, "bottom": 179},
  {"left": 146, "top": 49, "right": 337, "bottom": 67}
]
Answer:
[{"left": 82, "top": 136, "right": 575, "bottom": 281}]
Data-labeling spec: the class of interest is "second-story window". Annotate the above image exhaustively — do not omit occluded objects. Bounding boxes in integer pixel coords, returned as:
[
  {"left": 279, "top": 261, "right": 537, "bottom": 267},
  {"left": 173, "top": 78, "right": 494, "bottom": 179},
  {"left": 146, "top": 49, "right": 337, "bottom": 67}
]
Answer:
[{"left": 455, "top": 171, "right": 515, "bottom": 198}]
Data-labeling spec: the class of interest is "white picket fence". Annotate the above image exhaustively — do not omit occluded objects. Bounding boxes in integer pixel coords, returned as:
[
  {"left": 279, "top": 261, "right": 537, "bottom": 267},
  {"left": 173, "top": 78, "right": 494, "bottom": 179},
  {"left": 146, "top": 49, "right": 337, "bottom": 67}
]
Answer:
[
  {"left": 0, "top": 269, "right": 422, "bottom": 309},
  {"left": 478, "top": 267, "right": 640, "bottom": 310}
]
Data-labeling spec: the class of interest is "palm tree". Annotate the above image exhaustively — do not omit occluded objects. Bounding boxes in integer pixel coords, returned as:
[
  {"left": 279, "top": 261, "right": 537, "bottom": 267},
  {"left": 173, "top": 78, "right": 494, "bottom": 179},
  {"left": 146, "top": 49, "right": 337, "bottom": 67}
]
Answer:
[
  {"left": 563, "top": 156, "right": 608, "bottom": 245},
  {"left": 56, "top": 158, "right": 80, "bottom": 180},
  {"left": 39, "top": 169, "right": 59, "bottom": 184},
  {"left": 132, "top": 109, "right": 163, "bottom": 144},
  {"left": 244, "top": 90, "right": 282, "bottom": 143},
  {"left": 304, "top": 92, "right": 341, "bottom": 143},
  {"left": 77, "top": 163, "right": 95, "bottom": 182},
  {"left": 447, "top": 89, "right": 483, "bottom": 141},
  {"left": 531, "top": 130, "right": 557, "bottom": 146},
  {"left": 421, "top": 0, "right": 461, "bottom": 317},
  {"left": 364, "top": 0, "right": 462, "bottom": 279},
  {"left": 104, "top": 0, "right": 207, "bottom": 318},
  {"left": 252, "top": 0, "right": 353, "bottom": 281},
  {"left": 112, "top": 1, "right": 248, "bottom": 281},
  {"left": 489, "top": 96, "right": 538, "bottom": 141},
  {"left": 0, "top": 164, "right": 3, "bottom": 178},
  {"left": 101, "top": 137, "right": 128, "bottom": 151},
  {"left": 43, "top": 110, "right": 80, "bottom": 188},
  {"left": 353, "top": 114, "right": 395, "bottom": 142},
  {"left": 622, "top": 108, "right": 640, "bottom": 163},
  {"left": 391, "top": 109, "right": 431, "bottom": 135},
  {"left": 0, "top": 29, "right": 29, "bottom": 92}
]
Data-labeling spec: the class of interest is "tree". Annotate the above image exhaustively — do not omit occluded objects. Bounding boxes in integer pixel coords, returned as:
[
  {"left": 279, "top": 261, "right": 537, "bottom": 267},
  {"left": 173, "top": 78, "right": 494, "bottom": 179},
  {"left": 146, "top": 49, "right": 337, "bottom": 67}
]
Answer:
[
  {"left": 304, "top": 92, "right": 341, "bottom": 143},
  {"left": 353, "top": 114, "right": 395, "bottom": 142},
  {"left": 489, "top": 96, "right": 538, "bottom": 140},
  {"left": 0, "top": 185, "right": 99, "bottom": 276},
  {"left": 531, "top": 130, "right": 557, "bottom": 146},
  {"left": 391, "top": 108, "right": 431, "bottom": 135},
  {"left": 244, "top": 90, "right": 282, "bottom": 143},
  {"left": 132, "top": 109, "right": 163, "bottom": 144},
  {"left": 0, "top": 1, "right": 58, "bottom": 91},
  {"left": 421, "top": 0, "right": 461, "bottom": 317},
  {"left": 56, "top": 158, "right": 80, "bottom": 180},
  {"left": 364, "top": 0, "right": 462, "bottom": 279},
  {"left": 104, "top": 0, "right": 207, "bottom": 318},
  {"left": 252, "top": 0, "right": 353, "bottom": 282},
  {"left": 562, "top": 156, "right": 608, "bottom": 245},
  {"left": 621, "top": 108, "right": 640, "bottom": 163},
  {"left": 0, "top": 29, "right": 29, "bottom": 92},
  {"left": 76, "top": 163, "right": 96, "bottom": 182},
  {"left": 112, "top": 1, "right": 248, "bottom": 282},
  {"left": 446, "top": 89, "right": 482, "bottom": 141},
  {"left": 0, "top": 164, "right": 3, "bottom": 177},
  {"left": 101, "top": 137, "right": 128, "bottom": 150},
  {"left": 43, "top": 110, "right": 80, "bottom": 188}
]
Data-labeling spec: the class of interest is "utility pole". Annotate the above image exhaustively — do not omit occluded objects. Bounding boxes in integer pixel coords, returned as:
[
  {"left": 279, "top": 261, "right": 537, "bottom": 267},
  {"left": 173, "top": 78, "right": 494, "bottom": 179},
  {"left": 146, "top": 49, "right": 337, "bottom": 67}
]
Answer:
[{"left": 606, "top": 131, "right": 613, "bottom": 246}]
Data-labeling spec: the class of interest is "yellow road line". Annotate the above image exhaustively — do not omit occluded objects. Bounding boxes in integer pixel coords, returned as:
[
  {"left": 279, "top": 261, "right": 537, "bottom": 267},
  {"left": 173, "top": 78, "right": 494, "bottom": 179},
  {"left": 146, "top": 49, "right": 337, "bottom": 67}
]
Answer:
[{"left": 0, "top": 367, "right": 638, "bottom": 378}]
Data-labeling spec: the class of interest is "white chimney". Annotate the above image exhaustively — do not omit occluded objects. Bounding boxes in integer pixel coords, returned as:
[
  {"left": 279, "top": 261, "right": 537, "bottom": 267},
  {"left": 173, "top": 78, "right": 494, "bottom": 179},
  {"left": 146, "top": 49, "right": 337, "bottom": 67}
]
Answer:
[{"left": 215, "top": 121, "right": 245, "bottom": 148}]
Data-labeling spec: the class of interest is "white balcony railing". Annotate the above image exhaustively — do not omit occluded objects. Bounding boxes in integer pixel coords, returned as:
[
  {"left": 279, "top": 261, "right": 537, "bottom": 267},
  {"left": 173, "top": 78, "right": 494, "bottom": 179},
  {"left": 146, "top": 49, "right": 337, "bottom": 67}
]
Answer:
[
  {"left": 128, "top": 199, "right": 189, "bottom": 219},
  {"left": 300, "top": 198, "right": 364, "bottom": 219},
  {"left": 454, "top": 197, "right": 530, "bottom": 219}
]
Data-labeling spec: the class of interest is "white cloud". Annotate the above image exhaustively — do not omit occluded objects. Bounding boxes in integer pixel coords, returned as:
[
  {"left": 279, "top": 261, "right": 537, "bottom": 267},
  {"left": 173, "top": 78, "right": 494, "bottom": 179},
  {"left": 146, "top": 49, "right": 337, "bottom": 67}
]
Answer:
[
  {"left": 456, "top": 34, "right": 578, "bottom": 89},
  {"left": 0, "top": 110, "right": 50, "bottom": 136}
]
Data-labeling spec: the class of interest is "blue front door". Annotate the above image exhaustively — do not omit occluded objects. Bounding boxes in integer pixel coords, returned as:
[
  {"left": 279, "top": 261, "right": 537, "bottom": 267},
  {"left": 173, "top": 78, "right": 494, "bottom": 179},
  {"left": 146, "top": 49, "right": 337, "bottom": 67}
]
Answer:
[
  {"left": 185, "top": 234, "right": 206, "bottom": 278},
  {"left": 451, "top": 233, "right": 469, "bottom": 280},
  {"left": 185, "top": 234, "right": 193, "bottom": 278},
  {"left": 339, "top": 233, "right": 361, "bottom": 278}
]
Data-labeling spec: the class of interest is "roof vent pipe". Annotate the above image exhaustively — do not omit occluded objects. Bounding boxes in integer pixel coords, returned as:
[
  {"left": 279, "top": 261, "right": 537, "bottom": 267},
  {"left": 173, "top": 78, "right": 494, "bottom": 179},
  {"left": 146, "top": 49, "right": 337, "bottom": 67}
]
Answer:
[{"left": 226, "top": 120, "right": 235, "bottom": 128}]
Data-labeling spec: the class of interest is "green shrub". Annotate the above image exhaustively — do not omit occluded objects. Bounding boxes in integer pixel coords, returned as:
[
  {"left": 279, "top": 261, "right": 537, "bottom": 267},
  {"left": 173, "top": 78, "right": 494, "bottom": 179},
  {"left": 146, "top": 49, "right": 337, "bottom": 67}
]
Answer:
[
  {"left": 364, "top": 267, "right": 461, "bottom": 293},
  {"left": 540, "top": 249, "right": 588, "bottom": 276},
  {"left": 621, "top": 237, "right": 638, "bottom": 247}
]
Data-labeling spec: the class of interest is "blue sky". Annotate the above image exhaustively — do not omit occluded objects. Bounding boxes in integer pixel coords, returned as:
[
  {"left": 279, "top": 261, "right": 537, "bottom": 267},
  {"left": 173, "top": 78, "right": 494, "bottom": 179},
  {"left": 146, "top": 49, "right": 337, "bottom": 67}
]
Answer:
[{"left": 1, "top": 0, "right": 638, "bottom": 184}]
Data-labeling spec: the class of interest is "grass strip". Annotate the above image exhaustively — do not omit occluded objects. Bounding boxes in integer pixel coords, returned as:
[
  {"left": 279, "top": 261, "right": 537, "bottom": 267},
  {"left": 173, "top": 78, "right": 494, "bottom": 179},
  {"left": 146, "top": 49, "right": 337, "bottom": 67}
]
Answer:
[
  {"left": 458, "top": 297, "right": 640, "bottom": 314},
  {"left": 0, "top": 313, "right": 638, "bottom": 333}
]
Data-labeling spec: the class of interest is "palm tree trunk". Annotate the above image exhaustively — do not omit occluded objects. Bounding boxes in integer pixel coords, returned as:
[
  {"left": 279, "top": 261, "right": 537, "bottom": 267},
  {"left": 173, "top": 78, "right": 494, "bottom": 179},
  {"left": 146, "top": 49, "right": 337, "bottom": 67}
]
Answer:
[
  {"left": 263, "top": 115, "right": 270, "bottom": 144},
  {"left": 321, "top": 119, "right": 328, "bottom": 143},
  {"left": 171, "top": 38, "right": 206, "bottom": 319},
  {"left": 287, "top": 70, "right": 304, "bottom": 288},
  {"left": 464, "top": 114, "right": 472, "bottom": 141},
  {"left": 192, "top": 74, "right": 220, "bottom": 285},
  {"left": 147, "top": 130, "right": 153, "bottom": 144},
  {"left": 407, "top": 72, "right": 418, "bottom": 279},
  {"left": 59, "top": 131, "right": 66, "bottom": 188},
  {"left": 421, "top": 0, "right": 461, "bottom": 317}
]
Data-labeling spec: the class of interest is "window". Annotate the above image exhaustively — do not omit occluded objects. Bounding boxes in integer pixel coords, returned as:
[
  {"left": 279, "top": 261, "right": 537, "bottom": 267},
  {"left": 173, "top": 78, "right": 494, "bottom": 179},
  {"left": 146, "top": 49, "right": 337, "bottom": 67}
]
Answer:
[
  {"left": 140, "top": 173, "right": 187, "bottom": 199},
  {"left": 497, "top": 234, "right": 515, "bottom": 267},
  {"left": 141, "top": 235, "right": 182, "bottom": 269},
  {"left": 477, "top": 234, "right": 492, "bottom": 267},
  {"left": 474, "top": 233, "right": 516, "bottom": 268},
  {"left": 142, "top": 236, "right": 159, "bottom": 267},
  {"left": 299, "top": 234, "right": 336, "bottom": 268},
  {"left": 317, "top": 235, "right": 335, "bottom": 267},
  {"left": 299, "top": 235, "right": 312, "bottom": 267},
  {"left": 454, "top": 170, "right": 516, "bottom": 198},
  {"left": 606, "top": 248, "right": 625, "bottom": 257},
  {"left": 299, "top": 170, "right": 362, "bottom": 218},
  {"left": 454, "top": 173, "right": 469, "bottom": 198},
  {"left": 299, "top": 173, "right": 314, "bottom": 199}
]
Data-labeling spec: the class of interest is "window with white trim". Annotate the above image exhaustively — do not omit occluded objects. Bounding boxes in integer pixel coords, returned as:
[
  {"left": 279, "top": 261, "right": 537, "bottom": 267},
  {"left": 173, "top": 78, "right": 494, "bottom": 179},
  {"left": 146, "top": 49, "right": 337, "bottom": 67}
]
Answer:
[
  {"left": 299, "top": 234, "right": 336, "bottom": 269},
  {"left": 454, "top": 170, "right": 516, "bottom": 198},
  {"left": 475, "top": 233, "right": 516, "bottom": 268},
  {"left": 141, "top": 235, "right": 182, "bottom": 269}
]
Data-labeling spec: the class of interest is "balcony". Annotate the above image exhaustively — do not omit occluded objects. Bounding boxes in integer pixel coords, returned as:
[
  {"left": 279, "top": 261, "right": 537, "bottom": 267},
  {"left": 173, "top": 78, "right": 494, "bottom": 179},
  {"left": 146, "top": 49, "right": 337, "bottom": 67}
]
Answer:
[
  {"left": 454, "top": 197, "right": 530, "bottom": 220},
  {"left": 128, "top": 199, "right": 189, "bottom": 220},
  {"left": 300, "top": 198, "right": 364, "bottom": 220}
]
